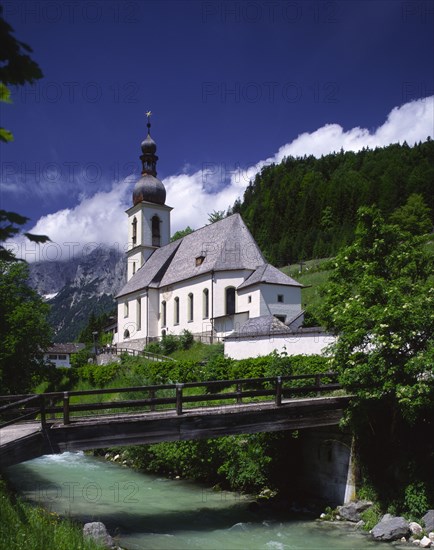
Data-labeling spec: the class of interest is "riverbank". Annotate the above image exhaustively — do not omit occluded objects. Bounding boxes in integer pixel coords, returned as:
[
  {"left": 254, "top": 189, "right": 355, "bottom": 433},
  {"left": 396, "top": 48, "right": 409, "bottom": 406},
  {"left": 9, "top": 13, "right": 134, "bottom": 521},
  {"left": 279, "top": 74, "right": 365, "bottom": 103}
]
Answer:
[{"left": 0, "top": 476, "right": 105, "bottom": 550}]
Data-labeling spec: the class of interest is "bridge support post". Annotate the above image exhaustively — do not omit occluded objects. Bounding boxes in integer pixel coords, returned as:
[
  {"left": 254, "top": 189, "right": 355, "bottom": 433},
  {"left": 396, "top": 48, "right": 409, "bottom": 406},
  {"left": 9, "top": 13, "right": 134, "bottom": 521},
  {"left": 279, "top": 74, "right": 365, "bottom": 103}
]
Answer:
[
  {"left": 40, "top": 395, "right": 46, "bottom": 428},
  {"left": 275, "top": 376, "right": 282, "bottom": 406},
  {"left": 63, "top": 392, "right": 70, "bottom": 425},
  {"left": 176, "top": 384, "right": 183, "bottom": 415}
]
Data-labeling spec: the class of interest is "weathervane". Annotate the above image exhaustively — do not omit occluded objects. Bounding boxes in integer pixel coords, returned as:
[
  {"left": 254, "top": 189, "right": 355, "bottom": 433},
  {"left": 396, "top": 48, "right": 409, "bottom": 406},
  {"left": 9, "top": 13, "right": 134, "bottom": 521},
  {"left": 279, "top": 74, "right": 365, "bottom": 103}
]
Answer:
[{"left": 145, "top": 110, "right": 152, "bottom": 134}]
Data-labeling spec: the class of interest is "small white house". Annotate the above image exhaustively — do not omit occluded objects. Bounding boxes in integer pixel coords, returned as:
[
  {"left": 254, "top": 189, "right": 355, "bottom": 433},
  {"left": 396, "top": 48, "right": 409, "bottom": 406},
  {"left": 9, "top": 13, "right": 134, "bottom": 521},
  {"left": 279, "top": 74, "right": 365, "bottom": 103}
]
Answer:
[
  {"left": 114, "top": 117, "right": 305, "bottom": 350},
  {"left": 44, "top": 343, "right": 85, "bottom": 368}
]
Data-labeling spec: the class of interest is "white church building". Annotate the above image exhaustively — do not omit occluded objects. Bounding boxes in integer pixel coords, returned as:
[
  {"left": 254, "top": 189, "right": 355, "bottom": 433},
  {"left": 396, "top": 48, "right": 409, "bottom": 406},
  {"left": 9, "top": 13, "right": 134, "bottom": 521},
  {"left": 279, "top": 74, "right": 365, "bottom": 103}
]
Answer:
[{"left": 114, "top": 118, "right": 320, "bottom": 353}]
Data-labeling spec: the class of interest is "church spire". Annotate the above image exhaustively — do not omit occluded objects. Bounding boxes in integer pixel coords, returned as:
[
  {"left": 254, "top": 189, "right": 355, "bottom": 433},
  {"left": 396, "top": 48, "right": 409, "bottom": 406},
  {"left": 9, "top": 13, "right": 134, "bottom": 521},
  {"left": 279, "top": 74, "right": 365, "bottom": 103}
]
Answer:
[
  {"left": 140, "top": 110, "right": 158, "bottom": 177},
  {"left": 132, "top": 111, "right": 166, "bottom": 206}
]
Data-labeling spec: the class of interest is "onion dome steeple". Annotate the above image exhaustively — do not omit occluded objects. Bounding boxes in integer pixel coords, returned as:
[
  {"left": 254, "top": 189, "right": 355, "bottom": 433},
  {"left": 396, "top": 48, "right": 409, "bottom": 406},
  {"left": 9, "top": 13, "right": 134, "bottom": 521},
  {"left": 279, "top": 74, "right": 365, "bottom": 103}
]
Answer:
[{"left": 132, "top": 111, "right": 166, "bottom": 206}]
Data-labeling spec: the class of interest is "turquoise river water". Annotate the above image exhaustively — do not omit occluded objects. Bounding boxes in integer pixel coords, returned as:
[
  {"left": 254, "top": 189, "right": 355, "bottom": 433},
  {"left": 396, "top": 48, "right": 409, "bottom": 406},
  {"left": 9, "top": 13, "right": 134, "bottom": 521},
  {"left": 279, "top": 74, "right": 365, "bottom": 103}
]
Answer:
[{"left": 5, "top": 452, "right": 400, "bottom": 549}]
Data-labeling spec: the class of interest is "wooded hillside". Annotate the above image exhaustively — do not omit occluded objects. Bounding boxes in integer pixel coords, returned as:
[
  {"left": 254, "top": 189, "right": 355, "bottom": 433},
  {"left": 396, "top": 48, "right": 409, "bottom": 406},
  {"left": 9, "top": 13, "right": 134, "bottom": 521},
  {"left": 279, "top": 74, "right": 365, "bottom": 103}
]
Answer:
[{"left": 233, "top": 140, "right": 434, "bottom": 265}]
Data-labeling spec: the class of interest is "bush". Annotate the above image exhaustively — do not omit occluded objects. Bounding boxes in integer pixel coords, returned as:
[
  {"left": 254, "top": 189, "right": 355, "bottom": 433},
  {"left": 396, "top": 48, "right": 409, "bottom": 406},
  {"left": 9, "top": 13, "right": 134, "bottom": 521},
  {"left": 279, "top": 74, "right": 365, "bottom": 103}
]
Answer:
[
  {"left": 179, "top": 330, "right": 194, "bottom": 350},
  {"left": 161, "top": 334, "right": 179, "bottom": 355},
  {"left": 404, "top": 481, "right": 430, "bottom": 519}
]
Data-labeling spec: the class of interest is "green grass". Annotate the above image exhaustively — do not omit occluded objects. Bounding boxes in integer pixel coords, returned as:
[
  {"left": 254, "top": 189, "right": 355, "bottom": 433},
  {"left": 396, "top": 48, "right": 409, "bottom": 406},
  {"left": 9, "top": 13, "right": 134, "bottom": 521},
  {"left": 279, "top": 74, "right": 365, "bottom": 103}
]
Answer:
[
  {"left": 0, "top": 479, "right": 104, "bottom": 550},
  {"left": 280, "top": 258, "right": 332, "bottom": 315},
  {"left": 169, "top": 341, "right": 224, "bottom": 362}
]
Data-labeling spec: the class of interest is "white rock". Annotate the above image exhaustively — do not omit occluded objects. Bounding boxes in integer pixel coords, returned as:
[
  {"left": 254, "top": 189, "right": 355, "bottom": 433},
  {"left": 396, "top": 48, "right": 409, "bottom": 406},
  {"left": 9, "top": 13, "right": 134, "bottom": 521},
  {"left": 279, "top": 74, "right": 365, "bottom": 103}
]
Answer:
[
  {"left": 411, "top": 522, "right": 424, "bottom": 536},
  {"left": 429, "top": 533, "right": 434, "bottom": 542},
  {"left": 420, "top": 536, "right": 432, "bottom": 548},
  {"left": 401, "top": 537, "right": 407, "bottom": 543},
  {"left": 113, "top": 454, "right": 120, "bottom": 461},
  {"left": 413, "top": 540, "right": 421, "bottom": 546},
  {"left": 320, "top": 513, "right": 326, "bottom": 519}
]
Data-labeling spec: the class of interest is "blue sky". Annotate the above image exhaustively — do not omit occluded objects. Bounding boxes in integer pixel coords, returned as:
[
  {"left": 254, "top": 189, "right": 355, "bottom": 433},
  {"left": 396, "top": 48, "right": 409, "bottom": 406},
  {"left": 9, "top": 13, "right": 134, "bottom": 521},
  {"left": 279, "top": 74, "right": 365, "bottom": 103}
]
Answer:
[{"left": 1, "top": 0, "right": 433, "bottom": 262}]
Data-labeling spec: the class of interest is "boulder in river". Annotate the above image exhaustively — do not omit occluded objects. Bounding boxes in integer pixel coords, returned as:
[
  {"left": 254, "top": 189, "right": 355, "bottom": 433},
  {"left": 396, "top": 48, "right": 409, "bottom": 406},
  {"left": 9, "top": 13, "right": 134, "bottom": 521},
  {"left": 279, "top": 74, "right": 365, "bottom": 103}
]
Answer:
[
  {"left": 83, "top": 522, "right": 115, "bottom": 549},
  {"left": 338, "top": 500, "right": 373, "bottom": 522},
  {"left": 423, "top": 511, "right": 434, "bottom": 533},
  {"left": 371, "top": 514, "right": 410, "bottom": 541}
]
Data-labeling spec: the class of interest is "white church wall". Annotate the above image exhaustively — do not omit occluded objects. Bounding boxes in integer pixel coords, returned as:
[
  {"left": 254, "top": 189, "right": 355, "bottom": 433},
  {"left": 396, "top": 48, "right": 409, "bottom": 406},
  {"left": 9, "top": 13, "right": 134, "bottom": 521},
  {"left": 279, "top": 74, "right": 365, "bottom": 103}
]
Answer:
[
  {"left": 237, "top": 287, "right": 261, "bottom": 318},
  {"left": 260, "top": 284, "right": 302, "bottom": 322},
  {"left": 224, "top": 331, "right": 336, "bottom": 360},
  {"left": 116, "top": 292, "right": 149, "bottom": 343},
  {"left": 156, "top": 270, "right": 253, "bottom": 337}
]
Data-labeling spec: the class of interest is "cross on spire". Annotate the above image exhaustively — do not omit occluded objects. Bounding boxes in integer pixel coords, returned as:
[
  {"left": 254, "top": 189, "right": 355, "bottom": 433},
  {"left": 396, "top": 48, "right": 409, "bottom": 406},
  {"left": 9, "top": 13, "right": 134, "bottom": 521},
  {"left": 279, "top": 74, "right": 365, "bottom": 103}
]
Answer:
[{"left": 145, "top": 110, "right": 152, "bottom": 133}]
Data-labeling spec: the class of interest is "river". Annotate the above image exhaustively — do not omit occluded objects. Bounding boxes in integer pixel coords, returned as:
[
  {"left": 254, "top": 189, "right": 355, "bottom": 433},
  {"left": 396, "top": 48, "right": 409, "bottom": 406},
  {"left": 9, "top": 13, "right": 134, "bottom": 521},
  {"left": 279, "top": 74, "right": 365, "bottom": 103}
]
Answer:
[{"left": 5, "top": 452, "right": 387, "bottom": 549}]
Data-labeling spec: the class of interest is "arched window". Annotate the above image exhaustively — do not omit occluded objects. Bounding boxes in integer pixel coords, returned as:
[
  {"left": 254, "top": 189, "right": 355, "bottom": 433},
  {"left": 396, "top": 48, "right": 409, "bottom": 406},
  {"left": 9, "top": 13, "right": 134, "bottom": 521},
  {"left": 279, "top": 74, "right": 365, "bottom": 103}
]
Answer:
[
  {"left": 132, "top": 217, "right": 137, "bottom": 246},
  {"left": 123, "top": 329, "right": 130, "bottom": 339},
  {"left": 188, "top": 293, "right": 194, "bottom": 322},
  {"left": 161, "top": 300, "right": 167, "bottom": 327},
  {"left": 152, "top": 215, "right": 161, "bottom": 247},
  {"left": 225, "top": 287, "right": 236, "bottom": 315},
  {"left": 203, "top": 288, "right": 209, "bottom": 319},
  {"left": 174, "top": 297, "right": 180, "bottom": 325}
]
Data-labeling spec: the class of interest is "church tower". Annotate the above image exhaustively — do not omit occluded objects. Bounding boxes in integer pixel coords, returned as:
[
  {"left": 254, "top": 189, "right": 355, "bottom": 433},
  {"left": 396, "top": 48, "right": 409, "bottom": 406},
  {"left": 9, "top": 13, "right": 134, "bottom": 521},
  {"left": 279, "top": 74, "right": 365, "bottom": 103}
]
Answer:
[{"left": 126, "top": 113, "right": 172, "bottom": 281}]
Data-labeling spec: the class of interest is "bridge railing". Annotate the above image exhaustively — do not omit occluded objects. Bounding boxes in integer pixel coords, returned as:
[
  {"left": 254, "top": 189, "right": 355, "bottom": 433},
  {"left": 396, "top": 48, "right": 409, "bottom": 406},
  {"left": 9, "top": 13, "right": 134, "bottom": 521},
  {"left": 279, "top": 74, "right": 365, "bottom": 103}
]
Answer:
[
  {"left": 0, "top": 372, "right": 342, "bottom": 428},
  {"left": 0, "top": 394, "right": 47, "bottom": 428}
]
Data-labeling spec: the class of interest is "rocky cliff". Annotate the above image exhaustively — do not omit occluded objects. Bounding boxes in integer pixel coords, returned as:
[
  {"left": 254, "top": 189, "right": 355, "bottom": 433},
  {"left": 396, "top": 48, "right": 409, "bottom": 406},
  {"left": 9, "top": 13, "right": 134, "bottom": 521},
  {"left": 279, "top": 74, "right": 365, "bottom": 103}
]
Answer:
[{"left": 28, "top": 246, "right": 126, "bottom": 342}]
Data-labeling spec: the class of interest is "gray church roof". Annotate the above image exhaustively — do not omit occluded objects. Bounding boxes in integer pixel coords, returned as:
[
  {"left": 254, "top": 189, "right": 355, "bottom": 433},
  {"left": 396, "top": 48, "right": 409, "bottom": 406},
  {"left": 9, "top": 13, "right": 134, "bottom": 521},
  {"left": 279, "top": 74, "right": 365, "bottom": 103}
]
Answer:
[
  {"left": 117, "top": 214, "right": 266, "bottom": 298},
  {"left": 237, "top": 263, "right": 303, "bottom": 290},
  {"left": 226, "top": 313, "right": 326, "bottom": 339},
  {"left": 227, "top": 314, "right": 293, "bottom": 338}
]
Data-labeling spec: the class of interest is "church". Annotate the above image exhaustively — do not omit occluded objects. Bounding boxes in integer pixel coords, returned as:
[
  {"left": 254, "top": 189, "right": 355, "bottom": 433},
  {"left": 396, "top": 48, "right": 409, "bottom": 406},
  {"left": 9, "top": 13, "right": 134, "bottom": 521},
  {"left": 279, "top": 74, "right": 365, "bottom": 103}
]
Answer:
[{"left": 114, "top": 117, "right": 305, "bottom": 349}]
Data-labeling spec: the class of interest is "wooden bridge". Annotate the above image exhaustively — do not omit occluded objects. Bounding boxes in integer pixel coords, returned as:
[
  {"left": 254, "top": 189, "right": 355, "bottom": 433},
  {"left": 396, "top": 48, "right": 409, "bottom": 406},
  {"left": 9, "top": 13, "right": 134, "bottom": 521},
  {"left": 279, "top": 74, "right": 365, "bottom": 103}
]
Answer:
[{"left": 0, "top": 373, "right": 350, "bottom": 469}]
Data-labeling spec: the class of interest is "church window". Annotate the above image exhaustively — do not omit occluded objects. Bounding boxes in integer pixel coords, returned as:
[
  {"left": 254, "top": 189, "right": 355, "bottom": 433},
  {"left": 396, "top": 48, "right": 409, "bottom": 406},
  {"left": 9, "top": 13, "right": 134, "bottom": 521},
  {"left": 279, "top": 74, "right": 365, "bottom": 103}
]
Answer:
[
  {"left": 188, "top": 293, "right": 194, "bottom": 322},
  {"left": 124, "top": 302, "right": 129, "bottom": 318},
  {"left": 132, "top": 262, "right": 136, "bottom": 275},
  {"left": 225, "top": 287, "right": 236, "bottom": 315},
  {"left": 277, "top": 294, "right": 284, "bottom": 303},
  {"left": 132, "top": 217, "right": 137, "bottom": 246},
  {"left": 174, "top": 297, "right": 180, "bottom": 325},
  {"left": 248, "top": 295, "right": 252, "bottom": 303},
  {"left": 124, "top": 329, "right": 130, "bottom": 339},
  {"left": 161, "top": 300, "right": 167, "bottom": 327},
  {"left": 136, "top": 298, "right": 141, "bottom": 331},
  {"left": 274, "top": 314, "right": 286, "bottom": 323},
  {"left": 203, "top": 288, "right": 209, "bottom": 319},
  {"left": 152, "top": 215, "right": 161, "bottom": 247}
]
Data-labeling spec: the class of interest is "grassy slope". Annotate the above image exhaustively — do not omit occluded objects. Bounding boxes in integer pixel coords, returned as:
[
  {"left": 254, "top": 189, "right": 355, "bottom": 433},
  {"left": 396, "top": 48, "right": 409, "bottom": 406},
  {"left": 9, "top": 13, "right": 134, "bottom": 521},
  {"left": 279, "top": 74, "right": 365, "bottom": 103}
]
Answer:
[{"left": 0, "top": 479, "right": 104, "bottom": 550}]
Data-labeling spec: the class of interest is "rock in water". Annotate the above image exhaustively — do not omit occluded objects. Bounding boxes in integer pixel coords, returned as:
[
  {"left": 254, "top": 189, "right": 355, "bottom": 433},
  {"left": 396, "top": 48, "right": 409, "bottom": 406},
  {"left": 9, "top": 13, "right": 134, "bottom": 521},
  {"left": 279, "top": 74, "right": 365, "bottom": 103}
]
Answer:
[
  {"left": 410, "top": 522, "right": 424, "bottom": 536},
  {"left": 419, "top": 536, "right": 432, "bottom": 548},
  {"left": 371, "top": 514, "right": 410, "bottom": 541},
  {"left": 338, "top": 500, "right": 373, "bottom": 522},
  {"left": 423, "top": 511, "right": 434, "bottom": 533},
  {"left": 83, "top": 522, "right": 114, "bottom": 548}
]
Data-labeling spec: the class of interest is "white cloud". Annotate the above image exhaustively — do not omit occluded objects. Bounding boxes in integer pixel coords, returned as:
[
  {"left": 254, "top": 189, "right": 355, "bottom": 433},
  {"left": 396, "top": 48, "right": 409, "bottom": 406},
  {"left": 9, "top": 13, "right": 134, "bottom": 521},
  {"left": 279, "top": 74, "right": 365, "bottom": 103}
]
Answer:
[
  {"left": 10, "top": 96, "right": 434, "bottom": 262},
  {"left": 9, "top": 177, "right": 133, "bottom": 263}
]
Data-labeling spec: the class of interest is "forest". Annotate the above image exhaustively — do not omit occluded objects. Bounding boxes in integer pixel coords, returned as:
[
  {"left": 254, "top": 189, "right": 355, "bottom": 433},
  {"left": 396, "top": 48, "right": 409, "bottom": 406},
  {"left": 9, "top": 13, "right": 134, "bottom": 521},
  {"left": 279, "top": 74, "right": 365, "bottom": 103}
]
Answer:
[{"left": 232, "top": 139, "right": 434, "bottom": 265}]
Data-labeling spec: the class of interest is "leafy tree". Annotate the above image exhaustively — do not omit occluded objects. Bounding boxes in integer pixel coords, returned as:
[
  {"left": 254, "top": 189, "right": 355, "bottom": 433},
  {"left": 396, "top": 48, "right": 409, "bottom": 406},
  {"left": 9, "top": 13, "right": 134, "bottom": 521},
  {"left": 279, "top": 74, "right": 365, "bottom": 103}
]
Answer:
[
  {"left": 207, "top": 210, "right": 226, "bottom": 223},
  {"left": 389, "top": 193, "right": 432, "bottom": 235},
  {"left": 170, "top": 226, "right": 194, "bottom": 242},
  {"left": 0, "top": 9, "right": 48, "bottom": 258},
  {"left": 319, "top": 206, "right": 433, "bottom": 419},
  {"left": 0, "top": 210, "right": 50, "bottom": 262},
  {"left": 0, "top": 5, "right": 43, "bottom": 142},
  {"left": 0, "top": 259, "right": 52, "bottom": 394},
  {"left": 318, "top": 206, "right": 434, "bottom": 509}
]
